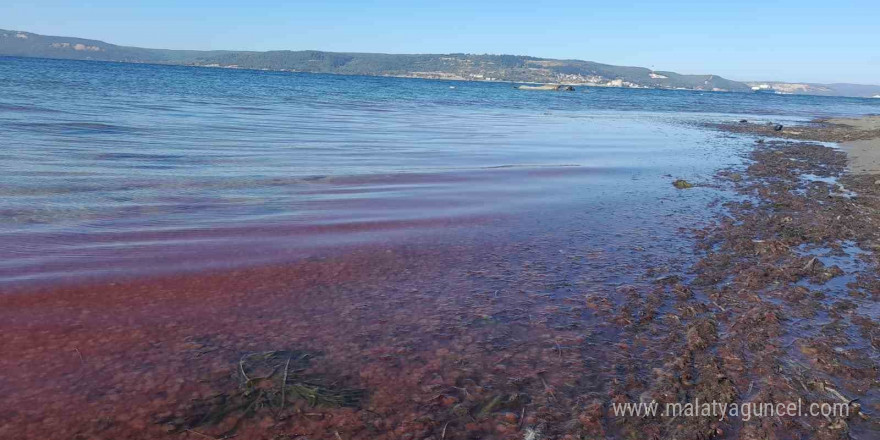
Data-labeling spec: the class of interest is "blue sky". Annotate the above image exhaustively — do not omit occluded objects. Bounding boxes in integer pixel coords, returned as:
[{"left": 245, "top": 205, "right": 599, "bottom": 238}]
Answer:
[{"left": 4, "top": 0, "right": 879, "bottom": 84}]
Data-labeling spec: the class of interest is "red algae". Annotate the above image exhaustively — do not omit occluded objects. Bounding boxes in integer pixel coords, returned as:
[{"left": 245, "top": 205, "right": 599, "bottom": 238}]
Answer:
[
  {"left": 0, "top": 195, "right": 711, "bottom": 440},
  {"left": 4, "top": 124, "right": 880, "bottom": 439},
  {"left": 3, "top": 135, "right": 879, "bottom": 440}
]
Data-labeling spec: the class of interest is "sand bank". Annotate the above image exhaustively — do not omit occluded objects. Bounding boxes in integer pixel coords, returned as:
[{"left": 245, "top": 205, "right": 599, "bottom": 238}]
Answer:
[
  {"left": 710, "top": 115, "right": 880, "bottom": 175},
  {"left": 826, "top": 116, "right": 880, "bottom": 174},
  {"left": 840, "top": 138, "right": 880, "bottom": 174}
]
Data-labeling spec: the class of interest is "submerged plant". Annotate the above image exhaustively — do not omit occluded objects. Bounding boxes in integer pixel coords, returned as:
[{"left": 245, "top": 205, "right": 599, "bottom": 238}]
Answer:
[
  {"left": 161, "top": 350, "right": 365, "bottom": 437},
  {"left": 672, "top": 179, "right": 694, "bottom": 189}
]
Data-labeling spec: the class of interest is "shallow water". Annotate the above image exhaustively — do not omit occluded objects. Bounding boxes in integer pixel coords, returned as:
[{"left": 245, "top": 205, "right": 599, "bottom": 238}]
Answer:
[
  {"left": 2, "top": 56, "right": 880, "bottom": 287},
  {"left": 4, "top": 57, "right": 880, "bottom": 439}
]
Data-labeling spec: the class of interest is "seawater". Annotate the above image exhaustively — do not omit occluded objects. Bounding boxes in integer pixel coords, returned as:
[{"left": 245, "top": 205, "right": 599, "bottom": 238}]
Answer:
[{"left": 1, "top": 56, "right": 878, "bottom": 286}]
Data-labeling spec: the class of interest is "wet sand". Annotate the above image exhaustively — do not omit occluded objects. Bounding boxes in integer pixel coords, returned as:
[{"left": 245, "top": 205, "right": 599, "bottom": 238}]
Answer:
[
  {"left": 710, "top": 115, "right": 880, "bottom": 176},
  {"left": 2, "top": 120, "right": 879, "bottom": 439},
  {"left": 824, "top": 115, "right": 880, "bottom": 132},
  {"left": 824, "top": 116, "right": 880, "bottom": 174},
  {"left": 840, "top": 139, "right": 880, "bottom": 175}
]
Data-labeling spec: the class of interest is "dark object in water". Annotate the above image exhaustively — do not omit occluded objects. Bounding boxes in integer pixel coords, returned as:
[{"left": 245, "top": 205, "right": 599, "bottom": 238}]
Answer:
[
  {"left": 756, "top": 139, "right": 765, "bottom": 144},
  {"left": 672, "top": 179, "right": 694, "bottom": 189},
  {"left": 162, "top": 350, "right": 364, "bottom": 436},
  {"left": 516, "top": 84, "right": 575, "bottom": 91},
  {"left": 774, "top": 124, "right": 784, "bottom": 131},
  {"left": 739, "top": 119, "right": 748, "bottom": 123}
]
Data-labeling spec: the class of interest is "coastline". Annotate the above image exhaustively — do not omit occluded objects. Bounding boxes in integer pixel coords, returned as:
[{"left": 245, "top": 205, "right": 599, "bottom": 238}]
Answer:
[
  {"left": 689, "top": 120, "right": 880, "bottom": 438},
  {"left": 829, "top": 116, "right": 880, "bottom": 174},
  {"left": 709, "top": 115, "right": 880, "bottom": 175},
  {"left": 1, "top": 116, "right": 878, "bottom": 439}
]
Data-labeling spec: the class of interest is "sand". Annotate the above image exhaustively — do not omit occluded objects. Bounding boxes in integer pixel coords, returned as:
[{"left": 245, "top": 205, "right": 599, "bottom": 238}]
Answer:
[
  {"left": 824, "top": 115, "right": 880, "bottom": 131},
  {"left": 827, "top": 116, "right": 880, "bottom": 174},
  {"left": 840, "top": 138, "right": 880, "bottom": 174},
  {"left": 710, "top": 115, "right": 880, "bottom": 175}
]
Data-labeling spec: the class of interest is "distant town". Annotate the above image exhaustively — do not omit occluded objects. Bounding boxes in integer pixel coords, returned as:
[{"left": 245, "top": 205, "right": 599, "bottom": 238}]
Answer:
[{"left": 3, "top": 29, "right": 880, "bottom": 98}]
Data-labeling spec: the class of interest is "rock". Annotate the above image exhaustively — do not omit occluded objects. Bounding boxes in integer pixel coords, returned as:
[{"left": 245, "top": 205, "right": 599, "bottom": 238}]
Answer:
[
  {"left": 773, "top": 124, "right": 784, "bottom": 131},
  {"left": 874, "top": 179, "right": 880, "bottom": 185},
  {"left": 653, "top": 274, "right": 681, "bottom": 284},
  {"left": 672, "top": 179, "right": 694, "bottom": 189},
  {"left": 756, "top": 139, "right": 765, "bottom": 144},
  {"left": 739, "top": 119, "right": 748, "bottom": 123},
  {"left": 517, "top": 84, "right": 558, "bottom": 91},
  {"left": 517, "top": 84, "right": 574, "bottom": 91}
]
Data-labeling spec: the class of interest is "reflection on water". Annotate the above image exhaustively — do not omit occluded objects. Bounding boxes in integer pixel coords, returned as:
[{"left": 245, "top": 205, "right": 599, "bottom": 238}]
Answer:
[{"left": 1, "top": 57, "right": 878, "bottom": 286}]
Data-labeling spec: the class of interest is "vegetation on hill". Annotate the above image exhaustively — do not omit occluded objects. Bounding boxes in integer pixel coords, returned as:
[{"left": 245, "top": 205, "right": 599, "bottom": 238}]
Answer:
[{"left": 4, "top": 29, "right": 875, "bottom": 96}]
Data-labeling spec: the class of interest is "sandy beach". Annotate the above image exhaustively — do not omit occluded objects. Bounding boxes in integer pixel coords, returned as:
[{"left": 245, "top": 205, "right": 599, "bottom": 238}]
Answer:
[
  {"left": 828, "top": 116, "right": 880, "bottom": 174},
  {"left": 711, "top": 115, "right": 880, "bottom": 175}
]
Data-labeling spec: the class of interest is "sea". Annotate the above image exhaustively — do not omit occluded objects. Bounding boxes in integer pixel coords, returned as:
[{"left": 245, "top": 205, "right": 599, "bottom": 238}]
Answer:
[{"left": 1, "top": 56, "right": 879, "bottom": 287}]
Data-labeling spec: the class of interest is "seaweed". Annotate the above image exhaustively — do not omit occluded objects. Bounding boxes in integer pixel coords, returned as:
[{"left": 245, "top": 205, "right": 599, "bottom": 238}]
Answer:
[{"left": 160, "top": 350, "right": 365, "bottom": 438}]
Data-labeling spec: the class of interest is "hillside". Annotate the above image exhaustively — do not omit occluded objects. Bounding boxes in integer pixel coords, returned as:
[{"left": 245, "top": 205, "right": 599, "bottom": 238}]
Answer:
[
  {"left": 0, "top": 29, "right": 756, "bottom": 92},
  {"left": 9, "top": 29, "right": 879, "bottom": 97},
  {"left": 746, "top": 81, "right": 880, "bottom": 98},
  {"left": 6, "top": 29, "right": 876, "bottom": 97}
]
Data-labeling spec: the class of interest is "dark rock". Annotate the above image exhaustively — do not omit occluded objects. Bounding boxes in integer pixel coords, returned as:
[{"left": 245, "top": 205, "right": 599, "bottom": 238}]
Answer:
[
  {"left": 773, "top": 124, "right": 784, "bottom": 131},
  {"left": 653, "top": 274, "right": 682, "bottom": 284},
  {"left": 739, "top": 119, "right": 748, "bottom": 123}
]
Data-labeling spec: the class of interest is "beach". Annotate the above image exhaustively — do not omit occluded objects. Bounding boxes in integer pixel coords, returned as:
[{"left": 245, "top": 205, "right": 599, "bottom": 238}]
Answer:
[{"left": 1, "top": 58, "right": 879, "bottom": 439}]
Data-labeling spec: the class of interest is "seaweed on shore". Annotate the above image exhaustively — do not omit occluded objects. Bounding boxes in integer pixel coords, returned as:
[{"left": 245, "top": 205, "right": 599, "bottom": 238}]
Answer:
[{"left": 159, "top": 350, "right": 365, "bottom": 438}]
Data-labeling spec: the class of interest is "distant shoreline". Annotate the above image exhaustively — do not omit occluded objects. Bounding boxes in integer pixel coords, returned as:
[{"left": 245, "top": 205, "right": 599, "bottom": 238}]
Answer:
[
  {"left": 2, "top": 28, "right": 876, "bottom": 98},
  {"left": 7, "top": 54, "right": 880, "bottom": 100}
]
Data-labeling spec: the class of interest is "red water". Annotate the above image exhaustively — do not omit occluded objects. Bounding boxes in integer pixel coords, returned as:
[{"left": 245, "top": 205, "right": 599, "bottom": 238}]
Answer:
[{"left": 0, "top": 116, "right": 745, "bottom": 438}]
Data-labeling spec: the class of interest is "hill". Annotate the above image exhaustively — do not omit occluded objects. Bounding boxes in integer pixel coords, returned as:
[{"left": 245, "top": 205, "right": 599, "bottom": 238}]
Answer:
[
  {"left": 6, "top": 28, "right": 871, "bottom": 96},
  {"left": 746, "top": 81, "right": 880, "bottom": 98},
  {"left": 0, "top": 29, "right": 754, "bottom": 92}
]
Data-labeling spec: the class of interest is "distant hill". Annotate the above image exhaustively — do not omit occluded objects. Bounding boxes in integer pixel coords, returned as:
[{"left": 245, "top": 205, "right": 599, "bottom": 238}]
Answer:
[
  {"left": 3, "top": 28, "right": 875, "bottom": 97},
  {"left": 746, "top": 81, "right": 880, "bottom": 98},
  {"left": 0, "top": 29, "right": 753, "bottom": 92}
]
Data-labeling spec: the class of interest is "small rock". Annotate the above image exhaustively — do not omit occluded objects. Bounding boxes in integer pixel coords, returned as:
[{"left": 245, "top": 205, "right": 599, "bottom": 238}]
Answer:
[
  {"left": 653, "top": 275, "right": 681, "bottom": 284},
  {"left": 672, "top": 179, "right": 694, "bottom": 189},
  {"left": 739, "top": 119, "right": 748, "bottom": 123},
  {"left": 756, "top": 139, "right": 765, "bottom": 144},
  {"left": 874, "top": 179, "right": 880, "bottom": 185},
  {"left": 773, "top": 124, "right": 783, "bottom": 131}
]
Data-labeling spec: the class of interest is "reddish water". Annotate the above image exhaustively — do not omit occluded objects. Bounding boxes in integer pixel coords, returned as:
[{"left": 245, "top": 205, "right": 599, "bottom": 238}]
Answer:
[
  {"left": 1, "top": 58, "right": 769, "bottom": 438},
  {"left": 1, "top": 144, "right": 738, "bottom": 437}
]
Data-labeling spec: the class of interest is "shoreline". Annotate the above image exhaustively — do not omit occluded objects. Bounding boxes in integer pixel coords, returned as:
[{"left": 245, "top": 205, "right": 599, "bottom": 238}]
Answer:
[
  {"left": 2, "top": 117, "right": 879, "bottom": 439},
  {"left": 6, "top": 54, "right": 877, "bottom": 98},
  {"left": 708, "top": 115, "right": 880, "bottom": 175}
]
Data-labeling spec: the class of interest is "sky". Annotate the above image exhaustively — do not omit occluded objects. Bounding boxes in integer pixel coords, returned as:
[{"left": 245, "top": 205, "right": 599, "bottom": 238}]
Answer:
[{"left": 3, "top": 0, "right": 879, "bottom": 84}]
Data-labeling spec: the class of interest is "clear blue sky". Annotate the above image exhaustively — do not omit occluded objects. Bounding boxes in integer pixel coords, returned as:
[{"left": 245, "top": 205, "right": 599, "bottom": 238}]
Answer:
[{"left": 4, "top": 0, "right": 879, "bottom": 84}]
